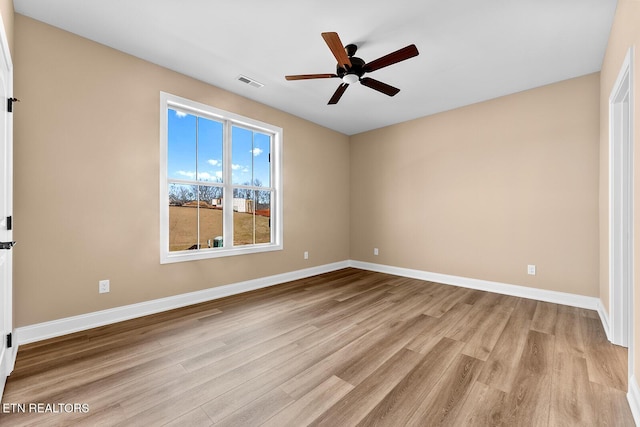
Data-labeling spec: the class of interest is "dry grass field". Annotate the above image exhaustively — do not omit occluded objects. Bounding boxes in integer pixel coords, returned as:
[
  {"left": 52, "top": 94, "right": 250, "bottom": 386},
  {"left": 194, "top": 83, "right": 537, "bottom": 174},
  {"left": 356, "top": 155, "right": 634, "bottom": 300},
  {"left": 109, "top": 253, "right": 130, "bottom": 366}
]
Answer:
[{"left": 169, "top": 206, "right": 270, "bottom": 251}]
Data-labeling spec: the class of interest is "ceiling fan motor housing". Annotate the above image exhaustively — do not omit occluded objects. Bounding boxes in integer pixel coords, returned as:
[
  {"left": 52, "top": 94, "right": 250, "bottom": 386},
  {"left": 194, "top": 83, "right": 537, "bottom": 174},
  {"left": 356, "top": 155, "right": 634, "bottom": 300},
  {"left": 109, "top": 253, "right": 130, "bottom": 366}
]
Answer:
[{"left": 337, "top": 56, "right": 365, "bottom": 79}]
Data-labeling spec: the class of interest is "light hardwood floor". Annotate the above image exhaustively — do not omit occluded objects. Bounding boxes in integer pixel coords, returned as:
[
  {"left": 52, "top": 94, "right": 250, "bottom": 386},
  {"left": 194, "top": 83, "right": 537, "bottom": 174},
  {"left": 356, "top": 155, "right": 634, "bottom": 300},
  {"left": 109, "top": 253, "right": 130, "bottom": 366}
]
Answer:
[{"left": 0, "top": 268, "right": 635, "bottom": 426}]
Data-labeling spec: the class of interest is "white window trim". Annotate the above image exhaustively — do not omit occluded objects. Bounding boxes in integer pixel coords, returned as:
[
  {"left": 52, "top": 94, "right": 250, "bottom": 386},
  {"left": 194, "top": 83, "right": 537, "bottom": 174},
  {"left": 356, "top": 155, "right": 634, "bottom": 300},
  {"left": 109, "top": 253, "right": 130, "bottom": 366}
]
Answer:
[{"left": 160, "top": 92, "right": 283, "bottom": 264}]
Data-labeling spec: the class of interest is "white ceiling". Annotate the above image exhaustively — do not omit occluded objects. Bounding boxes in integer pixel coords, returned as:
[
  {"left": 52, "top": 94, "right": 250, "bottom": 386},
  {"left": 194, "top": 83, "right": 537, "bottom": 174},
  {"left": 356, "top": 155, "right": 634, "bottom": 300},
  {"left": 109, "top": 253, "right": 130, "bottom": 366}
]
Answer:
[{"left": 14, "top": 0, "right": 617, "bottom": 135}]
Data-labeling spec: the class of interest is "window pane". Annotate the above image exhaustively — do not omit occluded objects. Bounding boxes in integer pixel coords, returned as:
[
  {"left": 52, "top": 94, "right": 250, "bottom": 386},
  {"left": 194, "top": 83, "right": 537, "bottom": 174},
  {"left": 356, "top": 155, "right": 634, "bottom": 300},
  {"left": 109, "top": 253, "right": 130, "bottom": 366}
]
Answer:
[
  {"left": 231, "top": 126, "right": 253, "bottom": 185},
  {"left": 199, "top": 186, "right": 224, "bottom": 249},
  {"left": 197, "top": 117, "right": 224, "bottom": 183},
  {"left": 231, "top": 126, "right": 271, "bottom": 187},
  {"left": 232, "top": 189, "right": 272, "bottom": 246},
  {"left": 168, "top": 109, "right": 197, "bottom": 181},
  {"left": 168, "top": 184, "right": 198, "bottom": 251},
  {"left": 233, "top": 188, "right": 255, "bottom": 246},
  {"left": 255, "top": 190, "right": 272, "bottom": 244},
  {"left": 253, "top": 132, "right": 271, "bottom": 187}
]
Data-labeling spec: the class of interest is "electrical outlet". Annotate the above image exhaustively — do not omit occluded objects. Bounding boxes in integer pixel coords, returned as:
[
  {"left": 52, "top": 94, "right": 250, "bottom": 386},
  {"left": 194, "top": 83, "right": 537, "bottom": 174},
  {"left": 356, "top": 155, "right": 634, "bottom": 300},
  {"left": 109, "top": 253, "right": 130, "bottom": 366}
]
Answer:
[
  {"left": 99, "top": 279, "right": 110, "bottom": 293},
  {"left": 527, "top": 265, "right": 536, "bottom": 276},
  {"left": 374, "top": 248, "right": 379, "bottom": 256},
  {"left": 304, "top": 251, "right": 309, "bottom": 260}
]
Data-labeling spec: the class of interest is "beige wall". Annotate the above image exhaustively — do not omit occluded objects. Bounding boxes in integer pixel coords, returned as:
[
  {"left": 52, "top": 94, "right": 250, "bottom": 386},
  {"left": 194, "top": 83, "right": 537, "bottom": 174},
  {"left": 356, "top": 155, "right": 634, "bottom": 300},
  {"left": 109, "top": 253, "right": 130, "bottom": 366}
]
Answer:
[
  {"left": 13, "top": 15, "right": 350, "bottom": 326},
  {"left": 10, "top": 11, "right": 606, "bottom": 336},
  {"left": 350, "top": 73, "right": 600, "bottom": 296},
  {"left": 599, "top": 0, "right": 640, "bottom": 392}
]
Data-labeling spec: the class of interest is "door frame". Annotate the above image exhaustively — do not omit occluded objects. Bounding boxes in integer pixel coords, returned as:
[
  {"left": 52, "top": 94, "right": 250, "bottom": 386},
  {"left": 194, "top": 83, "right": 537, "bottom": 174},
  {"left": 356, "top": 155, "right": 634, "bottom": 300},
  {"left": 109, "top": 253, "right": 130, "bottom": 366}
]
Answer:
[
  {"left": 0, "top": 9, "right": 13, "bottom": 401},
  {"left": 609, "top": 47, "right": 634, "bottom": 376}
]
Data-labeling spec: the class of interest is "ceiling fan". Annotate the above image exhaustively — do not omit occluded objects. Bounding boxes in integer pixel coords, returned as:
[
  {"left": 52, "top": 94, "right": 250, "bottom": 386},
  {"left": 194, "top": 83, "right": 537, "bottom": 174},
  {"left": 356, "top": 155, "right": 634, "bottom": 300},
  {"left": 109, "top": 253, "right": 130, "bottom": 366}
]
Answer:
[{"left": 285, "top": 32, "right": 419, "bottom": 105}]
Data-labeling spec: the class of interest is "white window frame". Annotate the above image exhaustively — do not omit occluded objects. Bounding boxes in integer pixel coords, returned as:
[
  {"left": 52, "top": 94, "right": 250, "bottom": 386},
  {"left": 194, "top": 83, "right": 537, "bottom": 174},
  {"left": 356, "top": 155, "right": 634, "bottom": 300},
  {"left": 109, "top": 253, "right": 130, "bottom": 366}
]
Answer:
[{"left": 160, "top": 92, "right": 283, "bottom": 264}]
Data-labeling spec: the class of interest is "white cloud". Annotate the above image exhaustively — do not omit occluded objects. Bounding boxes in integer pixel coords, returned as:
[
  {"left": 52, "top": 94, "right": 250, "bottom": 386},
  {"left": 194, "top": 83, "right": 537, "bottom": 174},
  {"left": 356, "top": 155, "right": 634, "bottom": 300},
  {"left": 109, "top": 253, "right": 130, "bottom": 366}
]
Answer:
[
  {"left": 207, "top": 159, "right": 220, "bottom": 167},
  {"left": 242, "top": 167, "right": 250, "bottom": 173},
  {"left": 176, "top": 170, "right": 221, "bottom": 181},
  {"left": 232, "top": 164, "right": 242, "bottom": 170},
  {"left": 175, "top": 111, "right": 188, "bottom": 118},
  {"left": 176, "top": 170, "right": 196, "bottom": 179},
  {"left": 198, "top": 172, "right": 215, "bottom": 181},
  {"left": 251, "top": 148, "right": 264, "bottom": 156}
]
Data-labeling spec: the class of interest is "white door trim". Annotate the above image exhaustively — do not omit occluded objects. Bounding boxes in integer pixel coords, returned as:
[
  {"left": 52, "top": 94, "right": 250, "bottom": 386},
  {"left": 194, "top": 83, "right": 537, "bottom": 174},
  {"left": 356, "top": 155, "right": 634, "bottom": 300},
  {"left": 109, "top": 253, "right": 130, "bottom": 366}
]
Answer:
[
  {"left": 0, "top": 8, "right": 13, "bottom": 403},
  {"left": 609, "top": 47, "right": 635, "bottom": 374}
]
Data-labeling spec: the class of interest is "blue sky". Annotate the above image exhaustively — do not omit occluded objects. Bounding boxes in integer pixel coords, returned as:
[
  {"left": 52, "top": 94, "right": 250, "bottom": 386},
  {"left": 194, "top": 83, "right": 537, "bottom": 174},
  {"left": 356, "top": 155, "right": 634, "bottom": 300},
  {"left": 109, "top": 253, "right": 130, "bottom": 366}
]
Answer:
[{"left": 168, "top": 109, "right": 271, "bottom": 187}]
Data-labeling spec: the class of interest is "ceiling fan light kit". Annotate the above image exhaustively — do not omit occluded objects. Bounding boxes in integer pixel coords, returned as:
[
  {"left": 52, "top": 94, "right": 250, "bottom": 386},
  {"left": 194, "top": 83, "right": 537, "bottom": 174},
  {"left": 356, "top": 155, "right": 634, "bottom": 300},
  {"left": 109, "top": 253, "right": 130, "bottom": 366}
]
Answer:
[
  {"left": 342, "top": 74, "right": 359, "bottom": 84},
  {"left": 285, "top": 32, "right": 419, "bottom": 105}
]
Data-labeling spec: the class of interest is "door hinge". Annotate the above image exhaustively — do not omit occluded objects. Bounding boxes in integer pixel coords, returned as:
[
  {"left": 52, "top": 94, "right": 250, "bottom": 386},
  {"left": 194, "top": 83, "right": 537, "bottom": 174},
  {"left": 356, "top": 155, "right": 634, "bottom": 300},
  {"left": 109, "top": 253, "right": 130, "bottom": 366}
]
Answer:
[
  {"left": 6, "top": 333, "right": 12, "bottom": 348},
  {"left": 0, "top": 241, "right": 16, "bottom": 250},
  {"left": 6, "top": 216, "right": 11, "bottom": 231},
  {"left": 7, "top": 97, "right": 19, "bottom": 113}
]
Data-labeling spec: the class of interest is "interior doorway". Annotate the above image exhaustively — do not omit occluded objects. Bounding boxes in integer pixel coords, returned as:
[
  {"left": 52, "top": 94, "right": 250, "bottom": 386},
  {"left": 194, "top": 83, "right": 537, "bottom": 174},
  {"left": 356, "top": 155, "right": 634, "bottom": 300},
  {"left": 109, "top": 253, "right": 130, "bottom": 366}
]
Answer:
[{"left": 609, "top": 47, "right": 634, "bottom": 381}]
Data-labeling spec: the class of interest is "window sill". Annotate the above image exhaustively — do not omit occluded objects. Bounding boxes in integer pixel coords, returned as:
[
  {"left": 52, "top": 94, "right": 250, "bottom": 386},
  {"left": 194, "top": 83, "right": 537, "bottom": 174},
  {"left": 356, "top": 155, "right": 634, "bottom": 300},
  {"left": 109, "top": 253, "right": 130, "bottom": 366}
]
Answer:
[{"left": 160, "top": 243, "right": 283, "bottom": 264}]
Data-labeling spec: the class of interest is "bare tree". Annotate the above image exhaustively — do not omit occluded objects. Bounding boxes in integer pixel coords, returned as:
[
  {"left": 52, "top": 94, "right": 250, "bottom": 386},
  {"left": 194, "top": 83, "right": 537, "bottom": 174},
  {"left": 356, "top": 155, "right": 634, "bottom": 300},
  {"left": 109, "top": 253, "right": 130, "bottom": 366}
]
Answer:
[
  {"left": 169, "top": 184, "right": 194, "bottom": 205},
  {"left": 256, "top": 190, "right": 270, "bottom": 208},
  {"left": 197, "top": 185, "right": 223, "bottom": 203}
]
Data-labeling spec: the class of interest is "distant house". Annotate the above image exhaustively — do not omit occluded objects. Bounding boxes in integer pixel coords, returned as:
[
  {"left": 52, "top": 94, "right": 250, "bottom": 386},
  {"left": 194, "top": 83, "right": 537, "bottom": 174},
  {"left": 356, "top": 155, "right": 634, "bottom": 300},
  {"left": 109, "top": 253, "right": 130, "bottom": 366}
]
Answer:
[
  {"left": 212, "top": 198, "right": 255, "bottom": 213},
  {"left": 233, "top": 198, "right": 254, "bottom": 213}
]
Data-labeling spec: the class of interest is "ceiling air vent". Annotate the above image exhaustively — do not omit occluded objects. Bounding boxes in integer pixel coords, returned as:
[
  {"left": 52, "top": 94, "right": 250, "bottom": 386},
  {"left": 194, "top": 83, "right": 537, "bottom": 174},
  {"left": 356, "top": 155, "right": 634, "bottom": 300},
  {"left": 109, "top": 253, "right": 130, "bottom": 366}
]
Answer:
[{"left": 237, "top": 75, "right": 264, "bottom": 88}]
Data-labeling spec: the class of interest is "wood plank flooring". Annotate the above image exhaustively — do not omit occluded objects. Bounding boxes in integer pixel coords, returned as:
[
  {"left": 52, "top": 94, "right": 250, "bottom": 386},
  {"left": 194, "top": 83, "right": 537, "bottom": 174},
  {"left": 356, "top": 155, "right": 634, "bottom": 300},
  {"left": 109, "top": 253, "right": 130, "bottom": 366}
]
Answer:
[{"left": 0, "top": 268, "right": 635, "bottom": 426}]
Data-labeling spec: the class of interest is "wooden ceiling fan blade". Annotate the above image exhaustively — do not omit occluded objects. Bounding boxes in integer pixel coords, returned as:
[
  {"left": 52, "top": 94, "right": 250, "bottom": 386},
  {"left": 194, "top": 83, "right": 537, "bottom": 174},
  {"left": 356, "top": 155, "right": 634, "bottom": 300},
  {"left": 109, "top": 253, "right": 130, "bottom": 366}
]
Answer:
[
  {"left": 328, "top": 83, "right": 349, "bottom": 104},
  {"left": 363, "top": 44, "right": 419, "bottom": 73},
  {"left": 285, "top": 74, "right": 338, "bottom": 80},
  {"left": 321, "top": 32, "right": 352, "bottom": 68},
  {"left": 360, "top": 77, "right": 400, "bottom": 96}
]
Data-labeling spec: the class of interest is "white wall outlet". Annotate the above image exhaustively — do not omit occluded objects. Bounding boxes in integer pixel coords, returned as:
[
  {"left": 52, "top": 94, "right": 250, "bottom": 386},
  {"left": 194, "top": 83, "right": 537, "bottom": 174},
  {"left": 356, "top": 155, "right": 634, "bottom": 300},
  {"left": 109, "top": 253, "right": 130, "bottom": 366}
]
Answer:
[
  {"left": 374, "top": 248, "right": 379, "bottom": 256},
  {"left": 527, "top": 265, "right": 536, "bottom": 275},
  {"left": 99, "top": 279, "right": 110, "bottom": 293},
  {"left": 304, "top": 251, "right": 309, "bottom": 260}
]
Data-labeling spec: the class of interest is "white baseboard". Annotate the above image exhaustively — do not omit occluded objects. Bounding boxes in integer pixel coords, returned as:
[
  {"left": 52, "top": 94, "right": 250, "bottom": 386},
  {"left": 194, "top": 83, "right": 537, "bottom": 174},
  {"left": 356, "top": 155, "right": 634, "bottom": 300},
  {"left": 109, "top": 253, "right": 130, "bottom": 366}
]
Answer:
[
  {"left": 15, "top": 261, "right": 349, "bottom": 345},
  {"left": 348, "top": 260, "right": 601, "bottom": 311},
  {"left": 629, "top": 375, "right": 640, "bottom": 426},
  {"left": 8, "top": 343, "right": 16, "bottom": 373},
  {"left": 597, "top": 298, "right": 612, "bottom": 342},
  {"left": 0, "top": 374, "right": 5, "bottom": 404},
  {"left": 14, "top": 260, "right": 607, "bottom": 347},
  {"left": 9, "top": 258, "right": 633, "bottom": 420},
  {"left": 0, "top": 343, "right": 17, "bottom": 402}
]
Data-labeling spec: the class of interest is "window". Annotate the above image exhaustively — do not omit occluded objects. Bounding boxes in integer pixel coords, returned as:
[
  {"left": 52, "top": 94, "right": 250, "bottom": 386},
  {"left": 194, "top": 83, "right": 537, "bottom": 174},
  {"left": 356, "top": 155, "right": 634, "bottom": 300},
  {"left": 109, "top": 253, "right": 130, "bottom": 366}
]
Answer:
[{"left": 160, "top": 92, "right": 282, "bottom": 263}]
